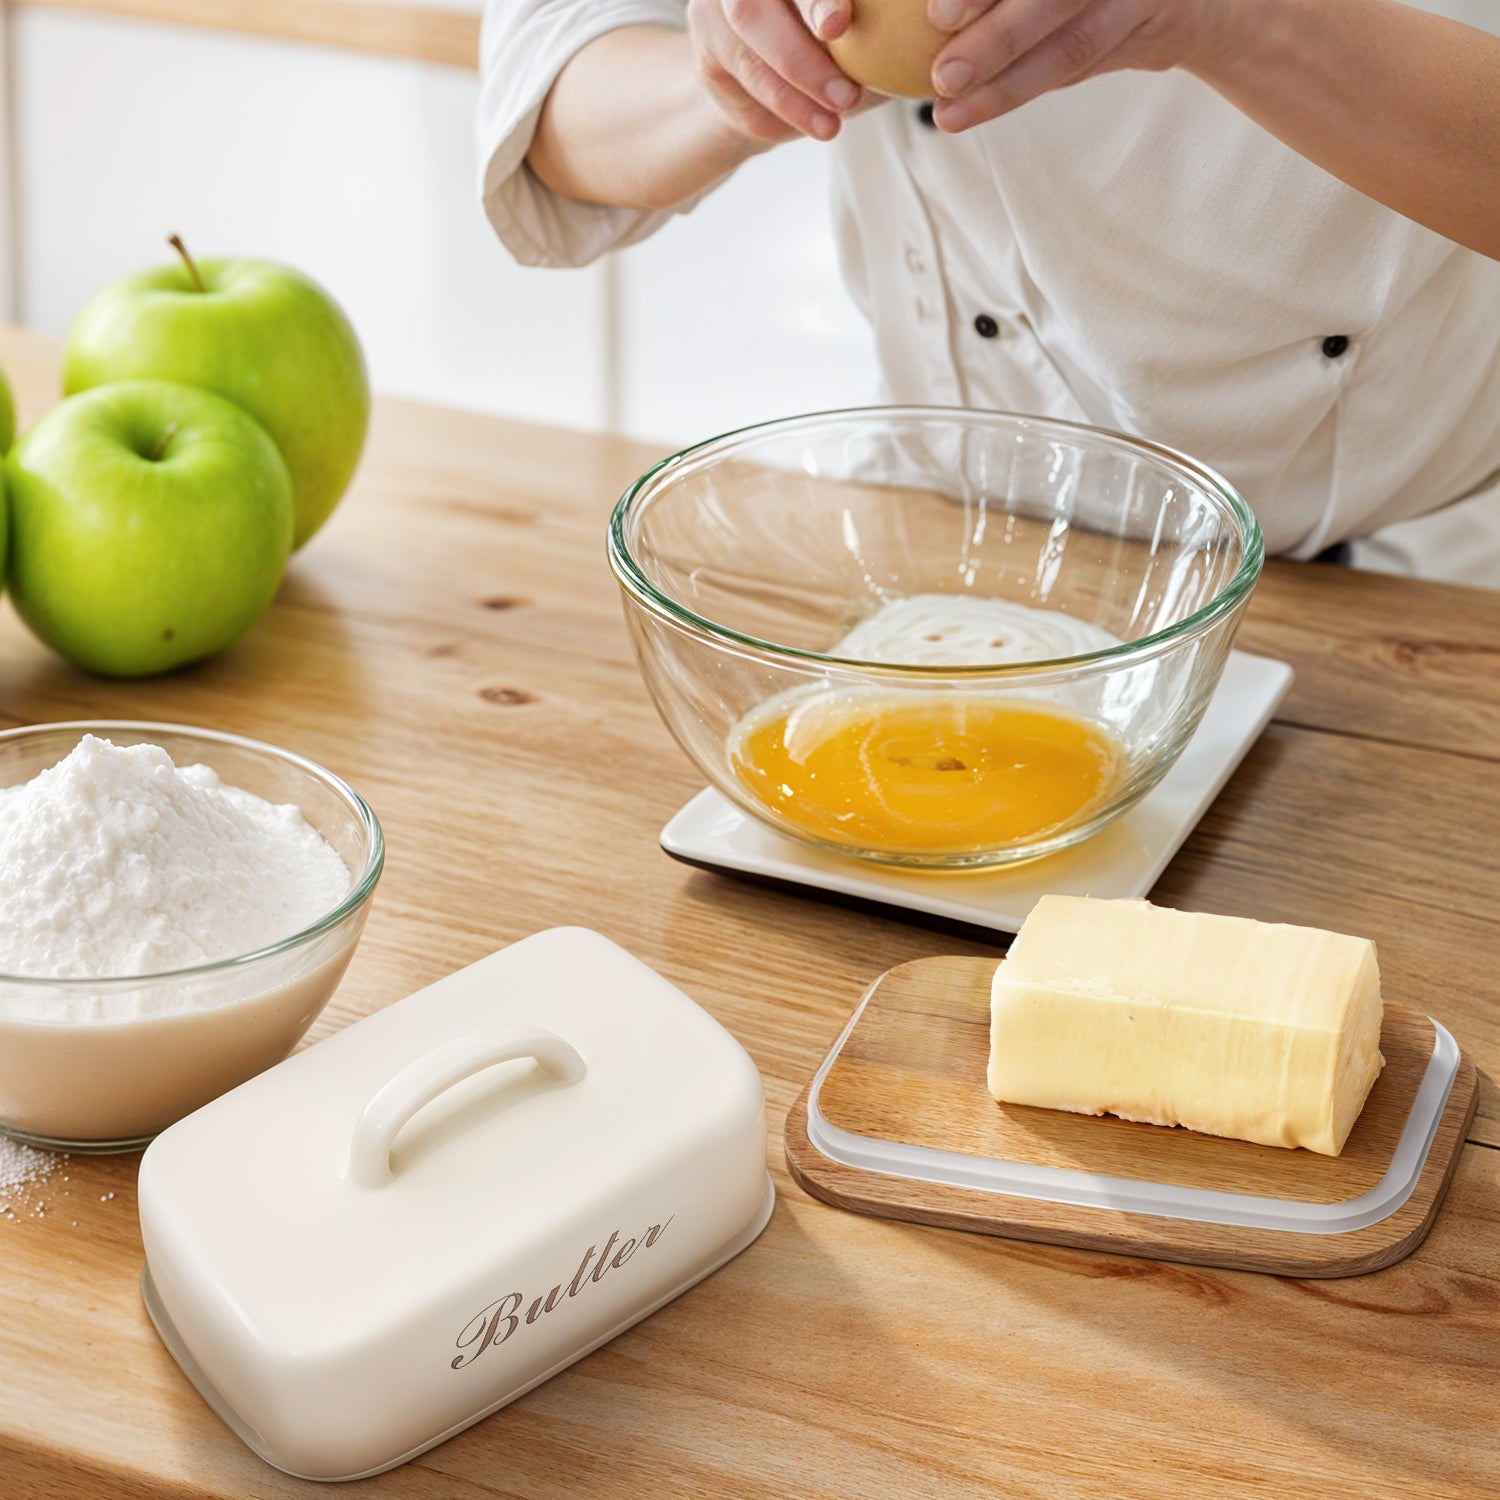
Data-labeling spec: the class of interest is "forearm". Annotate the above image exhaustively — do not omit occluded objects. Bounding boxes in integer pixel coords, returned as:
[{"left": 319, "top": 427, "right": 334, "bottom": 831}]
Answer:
[
  {"left": 527, "top": 25, "right": 760, "bottom": 212},
  {"left": 1194, "top": 0, "right": 1500, "bottom": 258}
]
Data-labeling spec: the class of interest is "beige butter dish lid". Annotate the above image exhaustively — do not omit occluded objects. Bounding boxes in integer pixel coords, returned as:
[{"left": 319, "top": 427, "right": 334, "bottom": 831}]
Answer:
[{"left": 137, "top": 927, "right": 774, "bottom": 1482}]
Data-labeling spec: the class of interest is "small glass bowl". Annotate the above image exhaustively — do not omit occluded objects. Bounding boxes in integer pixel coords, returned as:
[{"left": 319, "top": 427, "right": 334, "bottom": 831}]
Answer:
[
  {"left": 608, "top": 407, "right": 1264, "bottom": 870},
  {"left": 0, "top": 722, "right": 383, "bottom": 1151}
]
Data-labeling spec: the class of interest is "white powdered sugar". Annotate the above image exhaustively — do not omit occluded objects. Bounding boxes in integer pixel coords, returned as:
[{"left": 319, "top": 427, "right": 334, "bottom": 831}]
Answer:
[
  {"left": 0, "top": 1137, "right": 60, "bottom": 1198},
  {"left": 0, "top": 735, "right": 350, "bottom": 981}
]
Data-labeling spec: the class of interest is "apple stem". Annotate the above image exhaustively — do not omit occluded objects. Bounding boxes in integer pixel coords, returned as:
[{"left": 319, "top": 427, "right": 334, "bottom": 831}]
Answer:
[
  {"left": 167, "top": 233, "right": 204, "bottom": 293},
  {"left": 150, "top": 422, "right": 180, "bottom": 462}
]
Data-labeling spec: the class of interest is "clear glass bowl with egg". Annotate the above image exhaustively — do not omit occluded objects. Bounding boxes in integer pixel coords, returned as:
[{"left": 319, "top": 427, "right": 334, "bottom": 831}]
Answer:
[
  {"left": 608, "top": 408, "right": 1264, "bottom": 871},
  {"left": 0, "top": 722, "right": 383, "bottom": 1151}
]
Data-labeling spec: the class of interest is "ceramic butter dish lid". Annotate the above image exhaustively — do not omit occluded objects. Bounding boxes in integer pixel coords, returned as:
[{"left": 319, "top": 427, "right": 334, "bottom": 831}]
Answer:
[{"left": 138, "top": 927, "right": 774, "bottom": 1482}]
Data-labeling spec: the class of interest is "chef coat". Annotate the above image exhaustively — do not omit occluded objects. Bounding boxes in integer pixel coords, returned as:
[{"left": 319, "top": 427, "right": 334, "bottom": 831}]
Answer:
[{"left": 477, "top": 0, "right": 1500, "bottom": 572}]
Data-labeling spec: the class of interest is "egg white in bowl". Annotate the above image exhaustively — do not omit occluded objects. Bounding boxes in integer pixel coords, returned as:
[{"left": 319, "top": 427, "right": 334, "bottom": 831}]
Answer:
[{"left": 609, "top": 407, "right": 1263, "bottom": 869}]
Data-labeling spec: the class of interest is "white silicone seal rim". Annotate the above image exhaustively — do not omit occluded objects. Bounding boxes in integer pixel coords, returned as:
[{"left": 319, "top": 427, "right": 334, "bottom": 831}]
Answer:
[{"left": 805, "top": 1003, "right": 1457, "bottom": 1236}]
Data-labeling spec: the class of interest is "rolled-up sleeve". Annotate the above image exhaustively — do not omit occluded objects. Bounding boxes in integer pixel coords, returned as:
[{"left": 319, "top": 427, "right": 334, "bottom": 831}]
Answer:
[{"left": 477, "top": 0, "right": 690, "bottom": 268}]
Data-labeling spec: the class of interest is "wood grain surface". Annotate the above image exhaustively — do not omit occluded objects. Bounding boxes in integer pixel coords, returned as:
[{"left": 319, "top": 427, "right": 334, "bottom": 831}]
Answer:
[
  {"left": 787, "top": 956, "right": 1479, "bottom": 1275},
  {"left": 0, "top": 326, "right": 1497, "bottom": 1498},
  {"left": 11, "top": 0, "right": 481, "bottom": 69}
]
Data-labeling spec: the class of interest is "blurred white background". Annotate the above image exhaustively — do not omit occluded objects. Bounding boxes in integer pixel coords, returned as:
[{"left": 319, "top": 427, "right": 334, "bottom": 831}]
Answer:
[{"left": 4, "top": 4, "right": 875, "bottom": 449}]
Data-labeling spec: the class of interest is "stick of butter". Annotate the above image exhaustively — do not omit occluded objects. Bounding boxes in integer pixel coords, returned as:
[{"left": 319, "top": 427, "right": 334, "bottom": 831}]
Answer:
[{"left": 987, "top": 896, "right": 1385, "bottom": 1156}]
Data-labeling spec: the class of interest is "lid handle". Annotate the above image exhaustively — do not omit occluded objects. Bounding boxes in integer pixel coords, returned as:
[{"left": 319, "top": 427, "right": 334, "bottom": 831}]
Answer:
[{"left": 346, "top": 1023, "right": 586, "bottom": 1189}]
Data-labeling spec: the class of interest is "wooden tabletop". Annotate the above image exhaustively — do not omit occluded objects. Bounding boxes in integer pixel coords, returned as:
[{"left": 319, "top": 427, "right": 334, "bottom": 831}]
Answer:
[{"left": 0, "top": 325, "right": 1495, "bottom": 1499}]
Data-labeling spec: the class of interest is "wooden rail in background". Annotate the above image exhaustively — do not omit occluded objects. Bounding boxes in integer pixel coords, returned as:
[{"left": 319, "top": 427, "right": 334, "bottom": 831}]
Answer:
[{"left": 8, "top": 0, "right": 481, "bottom": 69}]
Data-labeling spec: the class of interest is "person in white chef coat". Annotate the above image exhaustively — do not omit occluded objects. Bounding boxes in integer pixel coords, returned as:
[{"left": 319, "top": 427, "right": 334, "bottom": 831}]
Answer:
[{"left": 475, "top": 0, "right": 1500, "bottom": 583}]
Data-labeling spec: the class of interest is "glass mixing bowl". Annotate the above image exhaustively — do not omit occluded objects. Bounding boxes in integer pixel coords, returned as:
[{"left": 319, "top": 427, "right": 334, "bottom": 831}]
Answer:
[
  {"left": 0, "top": 722, "right": 384, "bottom": 1151},
  {"left": 608, "top": 408, "right": 1264, "bottom": 870}
]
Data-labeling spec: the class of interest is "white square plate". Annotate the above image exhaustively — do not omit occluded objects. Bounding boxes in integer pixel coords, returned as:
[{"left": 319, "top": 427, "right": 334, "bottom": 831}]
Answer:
[{"left": 660, "top": 651, "right": 1293, "bottom": 937}]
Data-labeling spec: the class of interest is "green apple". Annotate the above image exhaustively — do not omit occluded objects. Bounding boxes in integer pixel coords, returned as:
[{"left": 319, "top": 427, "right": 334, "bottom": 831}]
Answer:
[
  {"left": 5, "top": 380, "right": 294, "bottom": 677},
  {"left": 0, "top": 358, "right": 16, "bottom": 592},
  {"left": 62, "top": 238, "right": 367, "bottom": 549},
  {"left": 0, "top": 357, "right": 14, "bottom": 454}
]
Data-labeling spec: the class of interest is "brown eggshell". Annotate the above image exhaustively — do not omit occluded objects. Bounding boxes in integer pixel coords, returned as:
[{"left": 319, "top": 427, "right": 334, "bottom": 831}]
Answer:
[{"left": 828, "top": 0, "right": 945, "bottom": 99}]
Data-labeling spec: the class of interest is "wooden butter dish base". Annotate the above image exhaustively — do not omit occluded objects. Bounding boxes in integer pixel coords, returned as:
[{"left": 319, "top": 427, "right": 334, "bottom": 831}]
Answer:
[{"left": 785, "top": 956, "right": 1478, "bottom": 1278}]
